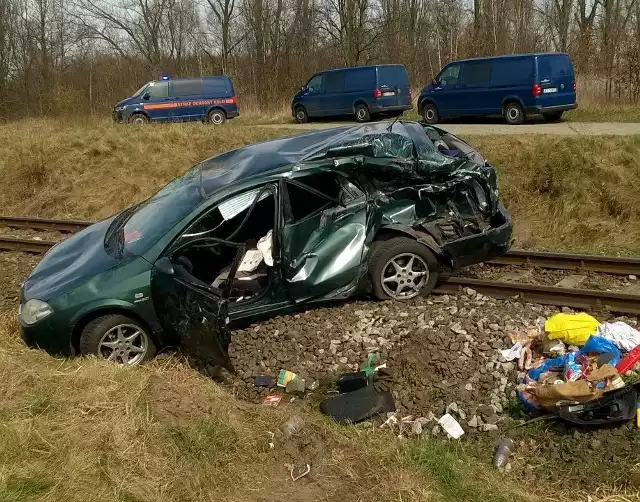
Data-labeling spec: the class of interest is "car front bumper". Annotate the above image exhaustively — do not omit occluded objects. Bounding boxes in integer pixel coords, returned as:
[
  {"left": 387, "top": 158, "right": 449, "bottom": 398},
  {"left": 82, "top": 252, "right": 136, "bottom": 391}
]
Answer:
[{"left": 20, "top": 315, "right": 74, "bottom": 356}]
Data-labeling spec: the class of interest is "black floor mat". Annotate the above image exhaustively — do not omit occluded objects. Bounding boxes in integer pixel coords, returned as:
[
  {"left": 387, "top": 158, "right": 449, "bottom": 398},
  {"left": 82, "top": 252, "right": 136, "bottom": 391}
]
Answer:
[{"left": 320, "top": 385, "right": 396, "bottom": 424}]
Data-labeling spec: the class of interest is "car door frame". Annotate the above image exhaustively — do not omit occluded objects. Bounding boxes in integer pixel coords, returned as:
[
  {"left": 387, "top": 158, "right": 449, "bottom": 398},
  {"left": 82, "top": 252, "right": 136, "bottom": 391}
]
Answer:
[
  {"left": 150, "top": 237, "right": 245, "bottom": 372},
  {"left": 431, "top": 62, "right": 464, "bottom": 117},
  {"left": 301, "top": 73, "right": 325, "bottom": 117},
  {"left": 141, "top": 81, "right": 173, "bottom": 121},
  {"left": 278, "top": 172, "right": 369, "bottom": 303}
]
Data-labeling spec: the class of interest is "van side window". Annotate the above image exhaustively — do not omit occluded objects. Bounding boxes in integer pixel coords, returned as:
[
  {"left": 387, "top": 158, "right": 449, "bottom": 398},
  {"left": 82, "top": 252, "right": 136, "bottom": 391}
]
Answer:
[
  {"left": 491, "top": 59, "right": 533, "bottom": 86},
  {"left": 172, "top": 80, "right": 202, "bottom": 96},
  {"left": 462, "top": 62, "right": 491, "bottom": 85},
  {"left": 148, "top": 82, "right": 169, "bottom": 99},
  {"left": 437, "top": 64, "right": 460, "bottom": 86},
  {"left": 344, "top": 68, "right": 375, "bottom": 91},
  {"left": 324, "top": 71, "right": 345, "bottom": 93},
  {"left": 203, "top": 78, "right": 228, "bottom": 94},
  {"left": 306, "top": 74, "right": 323, "bottom": 93}
]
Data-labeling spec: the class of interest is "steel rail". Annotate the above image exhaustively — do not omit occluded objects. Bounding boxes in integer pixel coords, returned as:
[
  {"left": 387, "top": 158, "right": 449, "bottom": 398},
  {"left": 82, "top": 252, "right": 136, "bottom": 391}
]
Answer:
[
  {"left": 0, "top": 237, "right": 57, "bottom": 253},
  {"left": 488, "top": 249, "right": 640, "bottom": 276},
  {"left": 435, "top": 277, "right": 640, "bottom": 315},
  {"left": 0, "top": 216, "right": 91, "bottom": 233}
]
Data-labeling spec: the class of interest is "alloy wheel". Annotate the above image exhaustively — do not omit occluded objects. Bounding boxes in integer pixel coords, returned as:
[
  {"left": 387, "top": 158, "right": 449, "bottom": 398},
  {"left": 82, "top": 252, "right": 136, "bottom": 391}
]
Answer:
[
  {"left": 380, "top": 252, "right": 429, "bottom": 299},
  {"left": 98, "top": 324, "right": 149, "bottom": 365}
]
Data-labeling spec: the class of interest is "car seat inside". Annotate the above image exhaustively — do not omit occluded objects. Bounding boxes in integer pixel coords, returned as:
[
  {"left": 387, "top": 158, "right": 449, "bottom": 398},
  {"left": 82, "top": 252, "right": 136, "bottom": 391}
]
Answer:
[{"left": 173, "top": 188, "right": 276, "bottom": 302}]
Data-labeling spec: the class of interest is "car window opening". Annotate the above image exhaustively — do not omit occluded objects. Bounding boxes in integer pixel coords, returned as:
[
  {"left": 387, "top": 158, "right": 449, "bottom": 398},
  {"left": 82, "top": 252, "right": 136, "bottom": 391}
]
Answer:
[{"left": 175, "top": 188, "right": 276, "bottom": 304}]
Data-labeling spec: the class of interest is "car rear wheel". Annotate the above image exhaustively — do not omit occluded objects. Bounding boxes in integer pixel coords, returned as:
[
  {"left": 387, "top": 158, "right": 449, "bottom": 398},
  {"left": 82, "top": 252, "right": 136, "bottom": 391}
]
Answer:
[
  {"left": 369, "top": 237, "right": 439, "bottom": 300},
  {"left": 129, "top": 113, "right": 149, "bottom": 125},
  {"left": 504, "top": 102, "right": 525, "bottom": 125},
  {"left": 543, "top": 111, "right": 563, "bottom": 122},
  {"left": 208, "top": 109, "right": 226, "bottom": 125},
  {"left": 80, "top": 314, "right": 156, "bottom": 366},
  {"left": 294, "top": 106, "right": 308, "bottom": 124},
  {"left": 421, "top": 103, "right": 439, "bottom": 124},
  {"left": 355, "top": 104, "right": 371, "bottom": 123}
]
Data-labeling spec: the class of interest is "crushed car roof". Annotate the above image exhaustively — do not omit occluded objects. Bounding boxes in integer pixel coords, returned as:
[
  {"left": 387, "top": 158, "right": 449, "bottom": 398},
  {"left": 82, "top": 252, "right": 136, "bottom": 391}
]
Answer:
[{"left": 194, "top": 121, "right": 446, "bottom": 196}]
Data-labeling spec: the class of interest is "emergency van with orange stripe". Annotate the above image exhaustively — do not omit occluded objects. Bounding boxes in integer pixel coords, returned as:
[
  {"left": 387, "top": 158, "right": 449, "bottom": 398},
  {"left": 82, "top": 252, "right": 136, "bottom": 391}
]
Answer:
[{"left": 113, "top": 75, "right": 239, "bottom": 125}]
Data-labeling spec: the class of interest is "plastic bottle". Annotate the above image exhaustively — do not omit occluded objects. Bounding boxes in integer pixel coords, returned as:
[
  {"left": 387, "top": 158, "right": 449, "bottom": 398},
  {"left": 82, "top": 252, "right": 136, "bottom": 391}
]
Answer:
[
  {"left": 279, "top": 415, "right": 305, "bottom": 438},
  {"left": 493, "top": 438, "right": 515, "bottom": 469}
]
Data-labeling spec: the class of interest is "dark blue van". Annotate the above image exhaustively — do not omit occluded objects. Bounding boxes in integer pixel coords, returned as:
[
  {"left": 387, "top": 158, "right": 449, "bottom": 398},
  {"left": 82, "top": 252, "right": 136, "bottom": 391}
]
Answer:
[
  {"left": 292, "top": 64, "right": 412, "bottom": 123},
  {"left": 418, "top": 53, "right": 577, "bottom": 125},
  {"left": 113, "top": 76, "right": 239, "bottom": 125}
]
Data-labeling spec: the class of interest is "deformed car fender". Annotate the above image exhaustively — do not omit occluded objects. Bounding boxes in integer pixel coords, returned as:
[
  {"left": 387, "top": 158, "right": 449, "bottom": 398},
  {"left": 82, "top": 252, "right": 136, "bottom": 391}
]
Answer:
[{"left": 377, "top": 223, "right": 451, "bottom": 267}]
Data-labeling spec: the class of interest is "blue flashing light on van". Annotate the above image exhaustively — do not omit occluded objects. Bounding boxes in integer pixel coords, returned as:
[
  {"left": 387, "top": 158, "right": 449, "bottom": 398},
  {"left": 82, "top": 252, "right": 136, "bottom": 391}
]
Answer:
[
  {"left": 113, "top": 75, "right": 239, "bottom": 125},
  {"left": 418, "top": 53, "right": 577, "bottom": 125},
  {"left": 292, "top": 64, "right": 412, "bottom": 123}
]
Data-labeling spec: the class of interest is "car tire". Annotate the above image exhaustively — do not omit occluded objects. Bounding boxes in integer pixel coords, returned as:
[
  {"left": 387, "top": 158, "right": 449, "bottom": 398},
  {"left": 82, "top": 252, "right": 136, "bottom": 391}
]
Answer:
[
  {"left": 421, "top": 103, "right": 439, "bottom": 124},
  {"left": 294, "top": 106, "right": 308, "bottom": 124},
  {"left": 543, "top": 111, "right": 563, "bottom": 122},
  {"left": 504, "top": 102, "right": 525, "bottom": 125},
  {"left": 208, "top": 109, "right": 226, "bottom": 125},
  {"left": 129, "top": 113, "right": 149, "bottom": 125},
  {"left": 355, "top": 104, "right": 371, "bottom": 123},
  {"left": 80, "top": 314, "right": 156, "bottom": 366},
  {"left": 369, "top": 237, "right": 439, "bottom": 301}
]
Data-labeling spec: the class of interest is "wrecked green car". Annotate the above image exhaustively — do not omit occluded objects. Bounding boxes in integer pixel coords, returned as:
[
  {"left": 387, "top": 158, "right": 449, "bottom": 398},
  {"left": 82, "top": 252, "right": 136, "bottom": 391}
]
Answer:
[{"left": 20, "top": 121, "right": 512, "bottom": 366}]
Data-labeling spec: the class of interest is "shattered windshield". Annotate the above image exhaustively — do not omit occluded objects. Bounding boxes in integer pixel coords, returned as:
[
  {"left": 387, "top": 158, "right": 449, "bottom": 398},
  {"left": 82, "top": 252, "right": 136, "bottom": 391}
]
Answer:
[{"left": 105, "top": 165, "right": 205, "bottom": 257}]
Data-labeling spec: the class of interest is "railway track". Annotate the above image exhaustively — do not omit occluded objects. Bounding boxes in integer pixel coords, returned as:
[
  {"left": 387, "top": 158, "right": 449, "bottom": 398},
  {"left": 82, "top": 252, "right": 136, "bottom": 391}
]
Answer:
[{"left": 3, "top": 216, "right": 640, "bottom": 314}]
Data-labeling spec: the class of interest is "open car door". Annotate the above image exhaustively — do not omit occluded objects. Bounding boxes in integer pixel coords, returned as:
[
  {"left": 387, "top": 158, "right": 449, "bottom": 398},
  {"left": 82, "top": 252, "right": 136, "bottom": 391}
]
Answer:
[
  {"left": 280, "top": 175, "right": 368, "bottom": 302},
  {"left": 150, "top": 238, "right": 245, "bottom": 373}
]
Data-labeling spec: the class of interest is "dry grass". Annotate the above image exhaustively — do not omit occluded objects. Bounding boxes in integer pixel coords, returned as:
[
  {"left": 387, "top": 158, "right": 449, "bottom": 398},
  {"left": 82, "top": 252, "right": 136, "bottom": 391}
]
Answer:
[
  {"left": 468, "top": 134, "right": 640, "bottom": 255},
  {"left": 0, "top": 311, "right": 542, "bottom": 502},
  {"left": 0, "top": 118, "right": 298, "bottom": 220}
]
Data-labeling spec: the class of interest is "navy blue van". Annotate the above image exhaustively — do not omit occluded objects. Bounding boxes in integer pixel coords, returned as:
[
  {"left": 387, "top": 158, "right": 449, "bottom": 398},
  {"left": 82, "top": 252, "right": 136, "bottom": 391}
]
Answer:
[
  {"left": 113, "top": 76, "right": 239, "bottom": 125},
  {"left": 292, "top": 65, "right": 412, "bottom": 123},
  {"left": 418, "top": 53, "right": 577, "bottom": 125}
]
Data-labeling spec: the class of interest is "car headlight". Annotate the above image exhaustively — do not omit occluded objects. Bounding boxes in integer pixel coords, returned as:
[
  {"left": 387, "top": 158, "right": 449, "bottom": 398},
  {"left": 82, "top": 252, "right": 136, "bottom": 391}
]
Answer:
[
  {"left": 116, "top": 106, "right": 127, "bottom": 111},
  {"left": 20, "top": 299, "right": 53, "bottom": 325}
]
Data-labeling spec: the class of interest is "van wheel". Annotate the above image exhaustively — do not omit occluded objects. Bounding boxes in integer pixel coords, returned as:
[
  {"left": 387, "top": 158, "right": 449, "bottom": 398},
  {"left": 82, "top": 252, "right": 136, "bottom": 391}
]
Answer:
[
  {"left": 543, "top": 111, "right": 563, "bottom": 122},
  {"left": 294, "top": 106, "right": 308, "bottom": 124},
  {"left": 504, "top": 102, "right": 525, "bottom": 125},
  {"left": 355, "top": 104, "right": 371, "bottom": 122},
  {"left": 129, "top": 113, "right": 148, "bottom": 125},
  {"left": 80, "top": 314, "right": 156, "bottom": 366},
  {"left": 368, "top": 237, "right": 439, "bottom": 300},
  {"left": 421, "top": 103, "right": 439, "bottom": 124},
  {"left": 208, "top": 109, "right": 226, "bottom": 125}
]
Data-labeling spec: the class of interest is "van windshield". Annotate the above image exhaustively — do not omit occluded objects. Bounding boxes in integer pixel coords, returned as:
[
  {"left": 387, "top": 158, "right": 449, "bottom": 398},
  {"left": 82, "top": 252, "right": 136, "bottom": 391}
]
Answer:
[{"left": 132, "top": 83, "right": 150, "bottom": 97}]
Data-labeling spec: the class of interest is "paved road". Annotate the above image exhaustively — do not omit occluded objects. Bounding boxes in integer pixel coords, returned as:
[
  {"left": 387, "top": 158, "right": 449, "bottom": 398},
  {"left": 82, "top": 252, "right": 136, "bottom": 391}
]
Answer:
[{"left": 263, "top": 121, "right": 640, "bottom": 136}]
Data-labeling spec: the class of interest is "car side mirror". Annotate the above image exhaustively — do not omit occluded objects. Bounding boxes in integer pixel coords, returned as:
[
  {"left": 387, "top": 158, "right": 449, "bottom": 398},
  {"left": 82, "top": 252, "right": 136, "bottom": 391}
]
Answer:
[
  {"left": 432, "top": 79, "right": 439, "bottom": 86},
  {"left": 143, "top": 92, "right": 150, "bottom": 100},
  {"left": 154, "top": 257, "right": 174, "bottom": 276}
]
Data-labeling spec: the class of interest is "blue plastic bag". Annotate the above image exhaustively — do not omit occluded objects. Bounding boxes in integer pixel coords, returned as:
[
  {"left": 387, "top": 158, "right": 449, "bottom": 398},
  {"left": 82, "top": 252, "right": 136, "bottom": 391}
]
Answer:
[
  {"left": 579, "top": 335, "right": 621, "bottom": 366},
  {"left": 527, "top": 355, "right": 568, "bottom": 381}
]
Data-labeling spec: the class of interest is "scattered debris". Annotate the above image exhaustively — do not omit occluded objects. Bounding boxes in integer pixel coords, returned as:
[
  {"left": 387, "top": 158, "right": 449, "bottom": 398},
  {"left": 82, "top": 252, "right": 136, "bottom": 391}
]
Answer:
[
  {"left": 277, "top": 369, "right": 300, "bottom": 388},
  {"left": 263, "top": 394, "right": 283, "bottom": 407},
  {"left": 279, "top": 415, "right": 305, "bottom": 438},
  {"left": 437, "top": 413, "right": 465, "bottom": 439},
  {"left": 255, "top": 375, "right": 273, "bottom": 387},
  {"left": 493, "top": 438, "right": 515, "bottom": 469},
  {"left": 288, "top": 463, "right": 311, "bottom": 481}
]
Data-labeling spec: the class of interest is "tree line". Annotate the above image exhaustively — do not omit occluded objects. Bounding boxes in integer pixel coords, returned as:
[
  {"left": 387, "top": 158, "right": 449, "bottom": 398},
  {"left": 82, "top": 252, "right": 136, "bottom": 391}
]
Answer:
[{"left": 0, "top": 0, "right": 639, "bottom": 119}]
